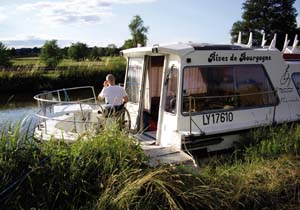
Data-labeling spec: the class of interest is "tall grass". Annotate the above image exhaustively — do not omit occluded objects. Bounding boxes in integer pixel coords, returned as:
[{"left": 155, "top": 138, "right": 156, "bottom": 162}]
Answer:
[
  {"left": 237, "top": 124, "right": 300, "bottom": 160},
  {"left": 0, "top": 122, "right": 299, "bottom": 209},
  {"left": 0, "top": 124, "right": 146, "bottom": 209},
  {"left": 0, "top": 57, "right": 126, "bottom": 93}
]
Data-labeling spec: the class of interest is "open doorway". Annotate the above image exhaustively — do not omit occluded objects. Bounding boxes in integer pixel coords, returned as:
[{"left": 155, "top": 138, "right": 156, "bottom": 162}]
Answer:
[{"left": 143, "top": 56, "right": 165, "bottom": 136}]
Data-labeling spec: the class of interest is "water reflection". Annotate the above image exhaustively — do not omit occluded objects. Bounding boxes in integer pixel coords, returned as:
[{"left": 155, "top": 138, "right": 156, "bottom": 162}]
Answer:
[{"left": 0, "top": 93, "right": 37, "bottom": 129}]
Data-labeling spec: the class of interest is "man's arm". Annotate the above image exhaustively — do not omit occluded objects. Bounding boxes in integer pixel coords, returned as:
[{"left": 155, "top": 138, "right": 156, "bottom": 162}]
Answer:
[{"left": 98, "top": 88, "right": 105, "bottom": 101}]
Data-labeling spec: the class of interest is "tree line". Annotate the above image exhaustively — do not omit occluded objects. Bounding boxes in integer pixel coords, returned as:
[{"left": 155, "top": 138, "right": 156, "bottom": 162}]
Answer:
[
  {"left": 8, "top": 44, "right": 120, "bottom": 59},
  {"left": 0, "top": 15, "right": 148, "bottom": 68},
  {"left": 0, "top": 41, "right": 125, "bottom": 68}
]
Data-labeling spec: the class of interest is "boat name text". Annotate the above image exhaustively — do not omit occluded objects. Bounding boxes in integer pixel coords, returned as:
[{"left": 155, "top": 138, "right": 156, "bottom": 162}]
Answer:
[
  {"left": 208, "top": 52, "right": 272, "bottom": 63},
  {"left": 203, "top": 112, "right": 233, "bottom": 125}
]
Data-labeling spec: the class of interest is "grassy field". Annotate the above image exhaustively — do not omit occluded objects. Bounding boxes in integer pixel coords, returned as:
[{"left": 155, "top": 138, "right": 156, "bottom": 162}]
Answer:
[
  {"left": 0, "top": 57, "right": 126, "bottom": 93},
  {"left": 11, "top": 57, "right": 122, "bottom": 68},
  {"left": 0, "top": 123, "right": 299, "bottom": 209}
]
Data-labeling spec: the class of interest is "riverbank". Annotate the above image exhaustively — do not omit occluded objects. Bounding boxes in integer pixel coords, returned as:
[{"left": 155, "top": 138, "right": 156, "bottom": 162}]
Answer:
[
  {"left": 0, "top": 123, "right": 299, "bottom": 209},
  {"left": 0, "top": 57, "right": 126, "bottom": 93}
]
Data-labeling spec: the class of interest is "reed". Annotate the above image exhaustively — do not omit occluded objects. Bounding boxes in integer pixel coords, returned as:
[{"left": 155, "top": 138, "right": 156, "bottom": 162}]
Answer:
[{"left": 236, "top": 124, "right": 300, "bottom": 160}]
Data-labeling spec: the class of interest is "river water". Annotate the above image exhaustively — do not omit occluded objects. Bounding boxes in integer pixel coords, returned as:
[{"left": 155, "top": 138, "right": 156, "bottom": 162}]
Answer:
[
  {"left": 0, "top": 88, "right": 100, "bottom": 131},
  {"left": 0, "top": 93, "right": 38, "bottom": 130}
]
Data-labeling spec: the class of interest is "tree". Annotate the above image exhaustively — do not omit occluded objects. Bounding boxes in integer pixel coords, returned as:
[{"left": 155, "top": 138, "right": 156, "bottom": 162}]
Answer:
[
  {"left": 61, "top": 47, "right": 69, "bottom": 59},
  {"left": 122, "top": 39, "right": 135, "bottom": 49},
  {"left": 105, "top": 44, "right": 119, "bottom": 56},
  {"left": 0, "top": 42, "right": 12, "bottom": 68},
  {"left": 10, "top": 47, "right": 17, "bottom": 58},
  {"left": 128, "top": 15, "right": 149, "bottom": 47},
  {"left": 68, "top": 42, "right": 89, "bottom": 61},
  {"left": 40, "top": 40, "right": 62, "bottom": 68},
  {"left": 231, "top": 0, "right": 300, "bottom": 49},
  {"left": 89, "top": 46, "right": 102, "bottom": 61}
]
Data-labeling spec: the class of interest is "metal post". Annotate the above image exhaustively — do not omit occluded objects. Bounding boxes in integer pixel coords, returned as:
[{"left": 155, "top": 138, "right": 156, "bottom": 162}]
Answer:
[
  {"left": 189, "top": 95, "right": 192, "bottom": 135},
  {"left": 45, "top": 120, "right": 48, "bottom": 134},
  {"left": 73, "top": 114, "right": 77, "bottom": 133},
  {"left": 91, "top": 86, "right": 97, "bottom": 104},
  {"left": 79, "top": 103, "right": 86, "bottom": 131},
  {"left": 57, "top": 90, "right": 61, "bottom": 102}
]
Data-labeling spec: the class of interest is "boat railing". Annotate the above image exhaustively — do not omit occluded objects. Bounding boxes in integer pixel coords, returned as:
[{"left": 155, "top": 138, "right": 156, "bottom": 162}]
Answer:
[
  {"left": 185, "top": 90, "right": 277, "bottom": 135},
  {"left": 33, "top": 86, "right": 101, "bottom": 134},
  {"left": 34, "top": 86, "right": 97, "bottom": 104}
]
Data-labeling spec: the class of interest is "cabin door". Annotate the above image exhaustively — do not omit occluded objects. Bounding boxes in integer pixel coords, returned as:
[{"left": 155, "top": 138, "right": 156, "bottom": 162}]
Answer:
[
  {"left": 143, "top": 56, "right": 165, "bottom": 133},
  {"left": 125, "top": 56, "right": 147, "bottom": 131}
]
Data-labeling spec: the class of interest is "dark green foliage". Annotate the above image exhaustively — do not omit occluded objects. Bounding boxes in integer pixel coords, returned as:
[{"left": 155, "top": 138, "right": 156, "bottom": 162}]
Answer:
[
  {"left": 231, "top": 0, "right": 300, "bottom": 48},
  {"left": 60, "top": 47, "right": 69, "bottom": 59},
  {"left": 90, "top": 47, "right": 102, "bottom": 61},
  {"left": 0, "top": 42, "right": 12, "bottom": 68},
  {"left": 68, "top": 42, "right": 89, "bottom": 61},
  {"left": 40, "top": 40, "right": 63, "bottom": 68},
  {"left": 122, "top": 39, "right": 135, "bottom": 50},
  {"left": 128, "top": 15, "right": 149, "bottom": 47},
  {"left": 105, "top": 44, "right": 119, "bottom": 56}
]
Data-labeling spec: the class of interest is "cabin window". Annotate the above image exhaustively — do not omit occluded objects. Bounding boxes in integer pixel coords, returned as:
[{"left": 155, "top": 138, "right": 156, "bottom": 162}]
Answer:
[
  {"left": 182, "top": 66, "right": 235, "bottom": 113},
  {"left": 126, "top": 57, "right": 144, "bottom": 103},
  {"left": 292, "top": 73, "right": 300, "bottom": 96},
  {"left": 164, "top": 66, "right": 178, "bottom": 113},
  {"left": 235, "top": 65, "right": 277, "bottom": 107},
  {"left": 182, "top": 65, "right": 277, "bottom": 114}
]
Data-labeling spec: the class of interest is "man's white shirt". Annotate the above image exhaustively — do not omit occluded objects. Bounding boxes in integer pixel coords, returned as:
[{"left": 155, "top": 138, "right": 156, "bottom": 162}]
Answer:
[{"left": 99, "top": 85, "right": 127, "bottom": 106}]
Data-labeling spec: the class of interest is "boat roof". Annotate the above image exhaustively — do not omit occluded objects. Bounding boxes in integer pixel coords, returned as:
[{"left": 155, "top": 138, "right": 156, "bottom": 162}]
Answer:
[{"left": 121, "top": 42, "right": 253, "bottom": 57}]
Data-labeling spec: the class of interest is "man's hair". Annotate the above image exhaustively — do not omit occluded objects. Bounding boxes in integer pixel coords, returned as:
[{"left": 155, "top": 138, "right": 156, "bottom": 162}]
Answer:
[{"left": 106, "top": 74, "right": 115, "bottom": 82}]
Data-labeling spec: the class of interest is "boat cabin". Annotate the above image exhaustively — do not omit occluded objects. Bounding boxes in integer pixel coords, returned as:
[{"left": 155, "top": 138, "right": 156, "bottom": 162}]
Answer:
[{"left": 122, "top": 41, "right": 300, "bottom": 152}]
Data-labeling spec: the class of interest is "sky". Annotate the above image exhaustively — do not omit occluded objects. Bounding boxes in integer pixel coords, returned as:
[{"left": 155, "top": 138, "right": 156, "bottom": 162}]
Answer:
[{"left": 0, "top": 0, "right": 299, "bottom": 48}]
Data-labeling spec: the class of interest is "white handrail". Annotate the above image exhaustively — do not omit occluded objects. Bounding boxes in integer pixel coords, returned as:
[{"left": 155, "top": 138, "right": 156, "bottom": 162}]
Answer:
[
  {"left": 34, "top": 86, "right": 100, "bottom": 133},
  {"left": 34, "top": 86, "right": 96, "bottom": 103}
]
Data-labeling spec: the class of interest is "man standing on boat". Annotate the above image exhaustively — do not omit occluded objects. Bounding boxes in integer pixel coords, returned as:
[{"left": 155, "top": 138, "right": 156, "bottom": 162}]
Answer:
[{"left": 98, "top": 74, "right": 128, "bottom": 107}]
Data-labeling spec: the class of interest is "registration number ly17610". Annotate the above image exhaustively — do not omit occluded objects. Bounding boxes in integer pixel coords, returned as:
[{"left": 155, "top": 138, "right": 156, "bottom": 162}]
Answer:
[{"left": 202, "top": 112, "right": 233, "bottom": 125}]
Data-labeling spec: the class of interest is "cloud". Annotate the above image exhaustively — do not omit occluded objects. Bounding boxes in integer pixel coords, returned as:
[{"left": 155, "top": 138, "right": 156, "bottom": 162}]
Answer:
[
  {"left": 0, "top": 35, "right": 73, "bottom": 48},
  {"left": 17, "top": 0, "right": 156, "bottom": 25},
  {"left": 0, "top": 7, "right": 7, "bottom": 22}
]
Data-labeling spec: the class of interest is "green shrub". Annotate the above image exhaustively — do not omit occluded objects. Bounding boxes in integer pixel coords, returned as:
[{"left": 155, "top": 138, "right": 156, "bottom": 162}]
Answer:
[{"left": 40, "top": 40, "right": 63, "bottom": 68}]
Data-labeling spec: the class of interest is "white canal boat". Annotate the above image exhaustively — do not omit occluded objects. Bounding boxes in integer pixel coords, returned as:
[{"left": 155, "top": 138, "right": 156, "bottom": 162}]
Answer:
[{"left": 34, "top": 34, "right": 300, "bottom": 165}]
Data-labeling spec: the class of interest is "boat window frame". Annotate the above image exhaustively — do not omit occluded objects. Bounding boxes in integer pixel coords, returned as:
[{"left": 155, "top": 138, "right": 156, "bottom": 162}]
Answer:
[
  {"left": 164, "top": 64, "right": 178, "bottom": 115},
  {"left": 180, "top": 64, "right": 279, "bottom": 116},
  {"left": 292, "top": 72, "right": 300, "bottom": 97}
]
